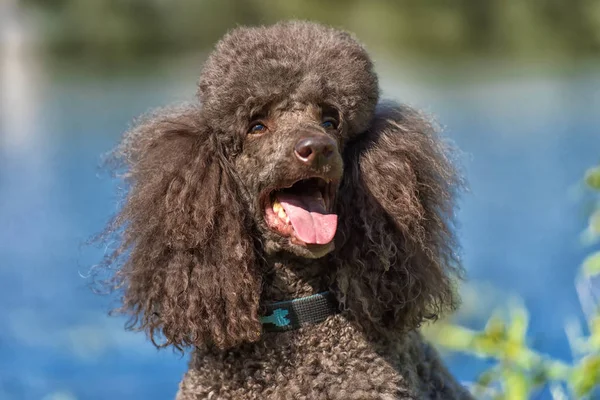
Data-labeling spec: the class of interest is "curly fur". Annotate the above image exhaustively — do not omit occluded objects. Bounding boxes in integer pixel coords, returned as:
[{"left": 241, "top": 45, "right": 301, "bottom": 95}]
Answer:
[
  {"left": 334, "top": 103, "right": 462, "bottom": 335},
  {"left": 99, "top": 21, "right": 471, "bottom": 399}
]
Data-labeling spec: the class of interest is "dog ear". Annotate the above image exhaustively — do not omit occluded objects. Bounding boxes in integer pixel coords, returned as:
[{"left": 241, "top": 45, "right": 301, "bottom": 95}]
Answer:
[
  {"left": 101, "top": 105, "right": 261, "bottom": 350},
  {"left": 332, "top": 102, "right": 463, "bottom": 334}
]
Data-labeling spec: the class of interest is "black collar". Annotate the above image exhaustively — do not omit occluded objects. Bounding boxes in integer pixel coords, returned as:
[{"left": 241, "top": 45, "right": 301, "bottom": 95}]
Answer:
[{"left": 260, "top": 291, "right": 340, "bottom": 332}]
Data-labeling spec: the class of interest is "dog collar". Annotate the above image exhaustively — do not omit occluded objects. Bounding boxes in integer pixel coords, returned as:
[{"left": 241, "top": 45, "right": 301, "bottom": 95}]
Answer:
[{"left": 260, "top": 291, "right": 340, "bottom": 332}]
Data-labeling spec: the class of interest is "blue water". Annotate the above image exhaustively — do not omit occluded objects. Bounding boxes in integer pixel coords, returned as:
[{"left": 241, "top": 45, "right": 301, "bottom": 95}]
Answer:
[{"left": 1, "top": 57, "right": 599, "bottom": 399}]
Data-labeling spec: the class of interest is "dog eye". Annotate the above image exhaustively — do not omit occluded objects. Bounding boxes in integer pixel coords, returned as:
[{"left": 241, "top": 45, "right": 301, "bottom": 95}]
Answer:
[
  {"left": 248, "top": 122, "right": 267, "bottom": 134},
  {"left": 321, "top": 119, "right": 337, "bottom": 130}
]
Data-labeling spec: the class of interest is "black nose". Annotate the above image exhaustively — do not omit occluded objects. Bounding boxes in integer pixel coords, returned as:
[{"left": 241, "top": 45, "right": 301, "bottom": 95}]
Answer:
[{"left": 294, "top": 136, "right": 337, "bottom": 165}]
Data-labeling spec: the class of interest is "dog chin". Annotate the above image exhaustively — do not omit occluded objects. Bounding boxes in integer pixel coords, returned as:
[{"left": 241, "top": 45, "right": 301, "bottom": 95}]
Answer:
[{"left": 263, "top": 237, "right": 335, "bottom": 259}]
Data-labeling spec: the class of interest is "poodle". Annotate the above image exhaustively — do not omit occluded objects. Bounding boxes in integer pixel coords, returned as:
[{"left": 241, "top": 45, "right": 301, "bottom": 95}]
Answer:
[{"left": 100, "top": 21, "right": 472, "bottom": 399}]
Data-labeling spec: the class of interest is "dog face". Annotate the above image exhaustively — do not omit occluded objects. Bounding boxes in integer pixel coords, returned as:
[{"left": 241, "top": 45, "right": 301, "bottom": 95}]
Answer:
[{"left": 234, "top": 105, "right": 344, "bottom": 258}]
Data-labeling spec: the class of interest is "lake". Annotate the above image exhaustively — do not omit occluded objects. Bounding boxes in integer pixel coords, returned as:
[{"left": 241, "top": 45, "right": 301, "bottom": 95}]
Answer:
[{"left": 1, "top": 53, "right": 599, "bottom": 399}]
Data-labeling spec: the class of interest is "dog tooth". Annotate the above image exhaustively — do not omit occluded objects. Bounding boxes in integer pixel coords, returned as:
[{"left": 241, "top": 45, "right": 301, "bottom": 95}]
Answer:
[{"left": 278, "top": 208, "right": 287, "bottom": 219}]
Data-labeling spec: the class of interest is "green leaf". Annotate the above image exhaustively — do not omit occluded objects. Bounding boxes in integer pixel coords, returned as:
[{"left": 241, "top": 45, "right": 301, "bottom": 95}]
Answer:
[
  {"left": 590, "top": 210, "right": 600, "bottom": 235},
  {"left": 590, "top": 316, "right": 600, "bottom": 351},
  {"left": 582, "top": 251, "right": 600, "bottom": 278},
  {"left": 507, "top": 307, "right": 529, "bottom": 345},
  {"left": 485, "top": 314, "right": 507, "bottom": 342},
  {"left": 473, "top": 367, "right": 502, "bottom": 398},
  {"left": 571, "top": 354, "right": 600, "bottom": 397},
  {"left": 503, "top": 367, "right": 530, "bottom": 400},
  {"left": 585, "top": 166, "right": 600, "bottom": 190},
  {"left": 531, "top": 365, "right": 548, "bottom": 387},
  {"left": 545, "top": 360, "right": 573, "bottom": 381},
  {"left": 477, "top": 369, "right": 497, "bottom": 387},
  {"left": 429, "top": 324, "right": 475, "bottom": 351}
]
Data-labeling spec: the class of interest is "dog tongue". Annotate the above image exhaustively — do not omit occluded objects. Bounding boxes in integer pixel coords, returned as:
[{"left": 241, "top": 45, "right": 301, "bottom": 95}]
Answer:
[{"left": 277, "top": 189, "right": 338, "bottom": 245}]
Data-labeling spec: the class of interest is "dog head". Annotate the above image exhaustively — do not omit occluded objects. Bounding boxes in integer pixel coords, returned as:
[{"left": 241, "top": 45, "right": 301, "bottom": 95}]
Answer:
[{"left": 100, "top": 21, "right": 462, "bottom": 350}]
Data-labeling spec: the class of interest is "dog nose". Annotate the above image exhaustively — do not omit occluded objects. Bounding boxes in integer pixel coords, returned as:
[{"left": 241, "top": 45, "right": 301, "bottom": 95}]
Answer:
[{"left": 294, "top": 136, "right": 337, "bottom": 165}]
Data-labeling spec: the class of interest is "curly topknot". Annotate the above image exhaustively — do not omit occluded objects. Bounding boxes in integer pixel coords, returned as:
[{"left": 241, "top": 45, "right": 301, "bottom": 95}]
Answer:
[{"left": 198, "top": 21, "right": 379, "bottom": 137}]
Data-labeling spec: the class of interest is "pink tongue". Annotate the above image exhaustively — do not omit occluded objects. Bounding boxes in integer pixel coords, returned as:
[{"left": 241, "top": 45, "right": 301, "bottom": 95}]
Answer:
[{"left": 277, "top": 190, "right": 338, "bottom": 245}]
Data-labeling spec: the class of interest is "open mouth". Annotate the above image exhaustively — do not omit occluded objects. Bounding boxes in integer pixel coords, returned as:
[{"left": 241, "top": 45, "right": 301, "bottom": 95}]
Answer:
[{"left": 263, "top": 177, "right": 337, "bottom": 246}]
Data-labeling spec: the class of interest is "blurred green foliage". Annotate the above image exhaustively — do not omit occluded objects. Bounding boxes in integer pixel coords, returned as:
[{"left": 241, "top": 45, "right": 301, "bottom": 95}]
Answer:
[
  {"left": 427, "top": 164, "right": 600, "bottom": 399},
  {"left": 21, "top": 0, "right": 600, "bottom": 60}
]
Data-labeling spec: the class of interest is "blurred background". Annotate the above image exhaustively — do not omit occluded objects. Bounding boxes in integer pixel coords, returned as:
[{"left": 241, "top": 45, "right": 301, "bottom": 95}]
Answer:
[{"left": 1, "top": 0, "right": 599, "bottom": 399}]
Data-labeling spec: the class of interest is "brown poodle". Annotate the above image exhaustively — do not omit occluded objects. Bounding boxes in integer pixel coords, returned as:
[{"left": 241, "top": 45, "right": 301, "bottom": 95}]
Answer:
[{"left": 101, "top": 21, "right": 472, "bottom": 399}]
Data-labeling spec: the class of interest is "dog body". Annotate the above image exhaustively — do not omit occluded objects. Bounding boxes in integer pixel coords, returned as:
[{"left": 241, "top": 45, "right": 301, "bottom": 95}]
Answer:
[
  {"left": 179, "top": 317, "right": 466, "bottom": 399},
  {"left": 102, "top": 21, "right": 471, "bottom": 399},
  {"left": 176, "top": 257, "right": 470, "bottom": 400}
]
